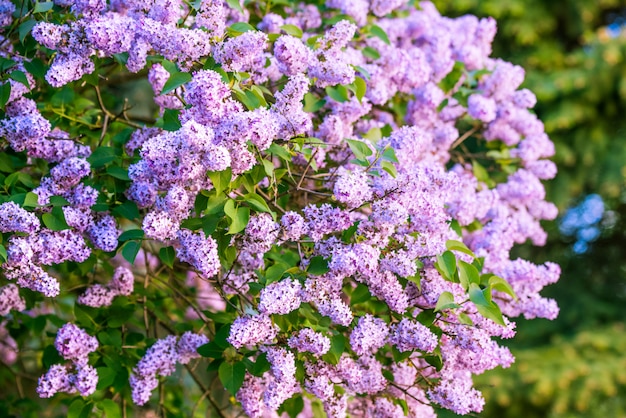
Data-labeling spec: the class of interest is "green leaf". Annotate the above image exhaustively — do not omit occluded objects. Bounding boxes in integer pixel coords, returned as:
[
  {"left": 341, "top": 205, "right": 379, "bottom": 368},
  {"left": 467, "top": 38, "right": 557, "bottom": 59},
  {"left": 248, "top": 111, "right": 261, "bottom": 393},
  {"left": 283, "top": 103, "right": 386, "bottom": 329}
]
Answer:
[
  {"left": 472, "top": 160, "right": 490, "bottom": 184},
  {"left": 118, "top": 229, "right": 144, "bottom": 242},
  {"left": 197, "top": 341, "right": 224, "bottom": 359},
  {"left": 23, "top": 58, "right": 47, "bottom": 79},
  {"left": 112, "top": 200, "right": 139, "bottom": 220},
  {"left": 303, "top": 93, "right": 325, "bottom": 113},
  {"left": 445, "top": 239, "right": 475, "bottom": 257},
  {"left": 22, "top": 192, "right": 39, "bottom": 208},
  {"left": 458, "top": 260, "right": 480, "bottom": 291},
  {"left": 265, "top": 263, "right": 289, "bottom": 284},
  {"left": 98, "top": 399, "right": 120, "bottom": 418},
  {"left": 42, "top": 206, "right": 69, "bottom": 231},
  {"left": 0, "top": 244, "right": 6, "bottom": 264},
  {"left": 218, "top": 361, "right": 246, "bottom": 395},
  {"left": 159, "top": 246, "right": 176, "bottom": 268},
  {"left": 434, "top": 291, "right": 460, "bottom": 312},
  {"left": 262, "top": 159, "right": 274, "bottom": 177},
  {"left": 9, "top": 71, "right": 29, "bottom": 88},
  {"left": 226, "top": 0, "right": 244, "bottom": 14},
  {"left": 434, "top": 251, "right": 457, "bottom": 282},
  {"left": 346, "top": 139, "right": 373, "bottom": 160},
  {"left": 96, "top": 367, "right": 116, "bottom": 390},
  {"left": 106, "top": 165, "right": 130, "bottom": 181},
  {"left": 325, "top": 85, "right": 349, "bottom": 103},
  {"left": 369, "top": 25, "right": 390, "bottom": 45},
  {"left": 228, "top": 22, "right": 255, "bottom": 35},
  {"left": 354, "top": 76, "right": 366, "bottom": 102},
  {"left": 246, "top": 352, "right": 271, "bottom": 377},
  {"left": 322, "top": 334, "right": 345, "bottom": 365},
  {"left": 307, "top": 256, "right": 329, "bottom": 276},
  {"left": 362, "top": 46, "right": 380, "bottom": 60},
  {"left": 18, "top": 19, "right": 36, "bottom": 43},
  {"left": 381, "top": 161, "right": 397, "bottom": 178},
  {"left": 0, "top": 82, "right": 11, "bottom": 109},
  {"left": 468, "top": 283, "right": 505, "bottom": 325},
  {"left": 67, "top": 399, "right": 91, "bottom": 418},
  {"left": 208, "top": 168, "right": 232, "bottom": 197},
  {"left": 161, "top": 71, "right": 191, "bottom": 95},
  {"left": 439, "top": 61, "right": 465, "bottom": 93},
  {"left": 279, "top": 396, "right": 305, "bottom": 418},
  {"left": 280, "top": 24, "right": 303, "bottom": 38},
  {"left": 161, "top": 108, "right": 181, "bottom": 131},
  {"left": 224, "top": 199, "right": 250, "bottom": 234},
  {"left": 88, "top": 147, "right": 116, "bottom": 169},
  {"left": 33, "top": 1, "right": 54, "bottom": 13},
  {"left": 382, "top": 146, "right": 398, "bottom": 162},
  {"left": 121, "top": 241, "right": 140, "bottom": 264},
  {"left": 488, "top": 275, "right": 517, "bottom": 300},
  {"left": 244, "top": 193, "right": 272, "bottom": 214},
  {"left": 268, "top": 143, "right": 292, "bottom": 161}
]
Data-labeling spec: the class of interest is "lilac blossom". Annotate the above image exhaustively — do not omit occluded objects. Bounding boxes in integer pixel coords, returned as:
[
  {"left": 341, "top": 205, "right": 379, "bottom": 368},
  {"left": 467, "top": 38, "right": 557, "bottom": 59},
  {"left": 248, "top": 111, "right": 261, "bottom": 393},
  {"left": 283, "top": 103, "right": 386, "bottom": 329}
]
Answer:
[{"left": 258, "top": 279, "right": 302, "bottom": 315}]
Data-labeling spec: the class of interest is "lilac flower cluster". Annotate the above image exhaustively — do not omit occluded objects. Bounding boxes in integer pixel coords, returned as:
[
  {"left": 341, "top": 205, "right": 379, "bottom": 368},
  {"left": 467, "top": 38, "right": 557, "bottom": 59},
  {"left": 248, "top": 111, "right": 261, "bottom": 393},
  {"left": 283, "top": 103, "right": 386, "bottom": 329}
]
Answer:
[
  {"left": 37, "top": 323, "right": 99, "bottom": 398},
  {"left": 77, "top": 266, "right": 134, "bottom": 307},
  {"left": 130, "top": 332, "right": 209, "bottom": 405},
  {"left": 0, "top": 0, "right": 563, "bottom": 415}
]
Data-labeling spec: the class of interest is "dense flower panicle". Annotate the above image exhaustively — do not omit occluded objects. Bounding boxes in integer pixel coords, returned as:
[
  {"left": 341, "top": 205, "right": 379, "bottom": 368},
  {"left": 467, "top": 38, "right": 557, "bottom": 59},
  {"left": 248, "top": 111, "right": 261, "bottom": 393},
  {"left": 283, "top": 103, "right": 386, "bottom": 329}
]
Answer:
[
  {"left": 176, "top": 332, "right": 209, "bottom": 364},
  {"left": 303, "top": 203, "right": 353, "bottom": 241},
  {"left": 0, "top": 284, "right": 26, "bottom": 315},
  {"left": 390, "top": 318, "right": 438, "bottom": 353},
  {"left": 228, "top": 315, "right": 278, "bottom": 349},
  {"left": 288, "top": 328, "right": 331, "bottom": 356},
  {"left": 76, "top": 284, "right": 116, "bottom": 307},
  {"left": 176, "top": 229, "right": 220, "bottom": 278},
  {"left": 54, "top": 323, "right": 99, "bottom": 366},
  {"left": 258, "top": 279, "right": 302, "bottom": 315},
  {"left": 88, "top": 214, "right": 120, "bottom": 252},
  {"left": 37, "top": 364, "right": 74, "bottom": 398},
  {"left": 109, "top": 266, "right": 134, "bottom": 296},
  {"left": 350, "top": 314, "right": 389, "bottom": 355},
  {"left": 263, "top": 347, "right": 300, "bottom": 409},
  {"left": 280, "top": 211, "right": 309, "bottom": 241},
  {"left": 0, "top": 202, "right": 40, "bottom": 234},
  {"left": 1, "top": 0, "right": 563, "bottom": 415},
  {"left": 72, "top": 365, "right": 98, "bottom": 396},
  {"left": 333, "top": 170, "right": 372, "bottom": 209},
  {"left": 274, "top": 35, "right": 311, "bottom": 76},
  {"left": 135, "top": 335, "right": 179, "bottom": 378},
  {"left": 77, "top": 266, "right": 134, "bottom": 307},
  {"left": 0, "top": 323, "right": 18, "bottom": 365},
  {"left": 213, "top": 30, "right": 268, "bottom": 73},
  {"left": 242, "top": 213, "right": 279, "bottom": 252},
  {"left": 237, "top": 374, "right": 265, "bottom": 418}
]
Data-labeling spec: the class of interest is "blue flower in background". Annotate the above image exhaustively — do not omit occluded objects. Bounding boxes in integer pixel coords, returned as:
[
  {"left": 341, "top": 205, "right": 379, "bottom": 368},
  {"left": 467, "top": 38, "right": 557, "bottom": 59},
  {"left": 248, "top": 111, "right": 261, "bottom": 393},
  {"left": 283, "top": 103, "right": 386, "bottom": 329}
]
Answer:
[{"left": 559, "top": 194, "right": 605, "bottom": 254}]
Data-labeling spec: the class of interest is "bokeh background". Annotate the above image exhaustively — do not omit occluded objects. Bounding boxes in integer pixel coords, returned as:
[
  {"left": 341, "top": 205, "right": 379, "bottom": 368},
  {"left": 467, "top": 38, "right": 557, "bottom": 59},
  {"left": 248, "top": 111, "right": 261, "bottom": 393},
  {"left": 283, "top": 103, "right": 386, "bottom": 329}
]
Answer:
[{"left": 433, "top": 1, "right": 626, "bottom": 416}]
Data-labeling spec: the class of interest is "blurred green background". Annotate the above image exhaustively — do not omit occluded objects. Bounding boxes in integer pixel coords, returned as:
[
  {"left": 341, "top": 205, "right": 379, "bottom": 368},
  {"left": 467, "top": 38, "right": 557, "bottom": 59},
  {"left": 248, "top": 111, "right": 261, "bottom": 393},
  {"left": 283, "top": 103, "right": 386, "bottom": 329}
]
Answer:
[{"left": 433, "top": 0, "right": 626, "bottom": 416}]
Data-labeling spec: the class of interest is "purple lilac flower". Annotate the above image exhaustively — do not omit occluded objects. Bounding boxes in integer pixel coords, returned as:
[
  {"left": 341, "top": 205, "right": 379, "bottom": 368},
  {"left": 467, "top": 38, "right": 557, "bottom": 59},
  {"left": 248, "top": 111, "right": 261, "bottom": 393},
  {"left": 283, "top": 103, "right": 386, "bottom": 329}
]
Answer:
[
  {"left": 0, "top": 284, "right": 26, "bottom": 315},
  {"left": 37, "top": 364, "right": 75, "bottom": 398},
  {"left": 176, "top": 229, "right": 220, "bottom": 278},
  {"left": 227, "top": 315, "right": 278, "bottom": 349},
  {"left": 350, "top": 314, "right": 389, "bottom": 355},
  {"left": 258, "top": 279, "right": 303, "bottom": 315},
  {"left": 54, "top": 323, "right": 98, "bottom": 366},
  {"left": 0, "top": 202, "right": 40, "bottom": 234},
  {"left": 274, "top": 35, "right": 311, "bottom": 76},
  {"left": 288, "top": 328, "right": 331, "bottom": 356},
  {"left": 177, "top": 332, "right": 209, "bottom": 364},
  {"left": 333, "top": 170, "right": 372, "bottom": 209},
  {"left": 390, "top": 318, "right": 438, "bottom": 353},
  {"left": 280, "top": 211, "right": 309, "bottom": 241},
  {"left": 213, "top": 30, "right": 268, "bottom": 73}
]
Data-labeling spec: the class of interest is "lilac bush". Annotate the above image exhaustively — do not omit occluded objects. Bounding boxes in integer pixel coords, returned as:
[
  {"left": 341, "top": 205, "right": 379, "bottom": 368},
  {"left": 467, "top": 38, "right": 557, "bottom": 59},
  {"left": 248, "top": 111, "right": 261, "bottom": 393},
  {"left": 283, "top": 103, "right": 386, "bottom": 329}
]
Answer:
[{"left": 0, "top": 0, "right": 560, "bottom": 416}]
